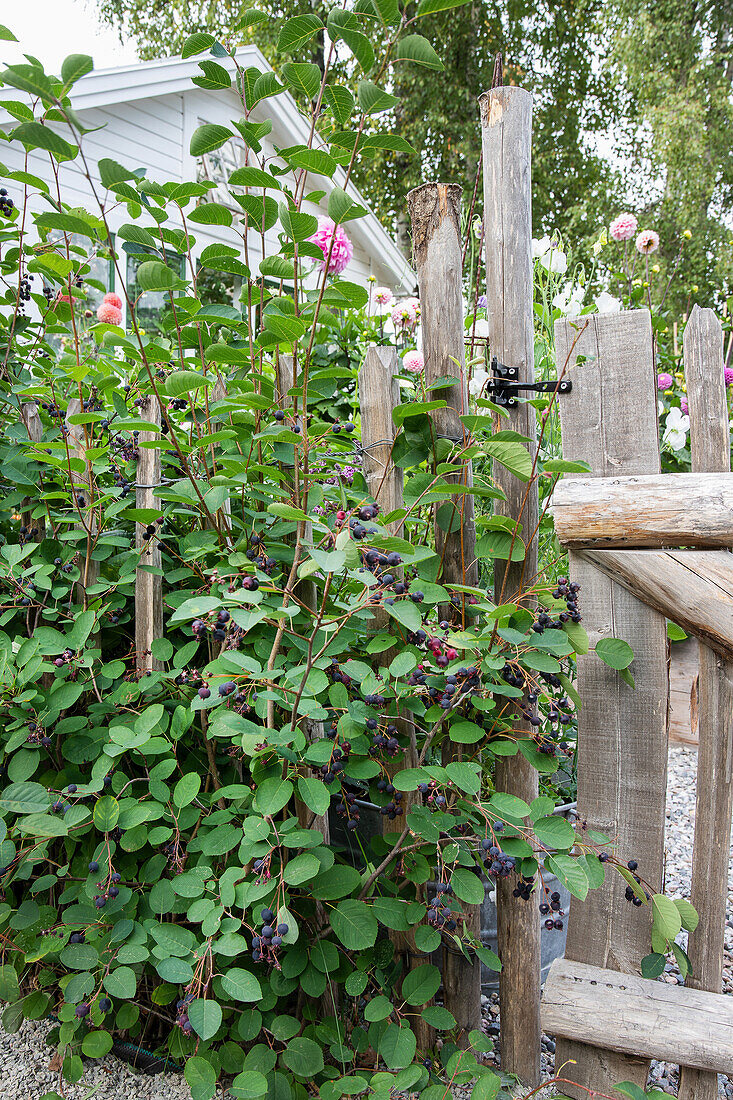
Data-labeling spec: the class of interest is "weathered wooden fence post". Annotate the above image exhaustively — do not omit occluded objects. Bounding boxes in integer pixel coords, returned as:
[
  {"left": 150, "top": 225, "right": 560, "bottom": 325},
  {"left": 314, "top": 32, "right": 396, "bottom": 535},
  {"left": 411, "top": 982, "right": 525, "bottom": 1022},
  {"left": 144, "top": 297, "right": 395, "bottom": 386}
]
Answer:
[
  {"left": 406, "top": 182, "right": 482, "bottom": 1041},
  {"left": 20, "top": 403, "right": 43, "bottom": 540},
  {"left": 135, "top": 397, "right": 163, "bottom": 675},
  {"left": 678, "top": 305, "right": 733, "bottom": 1100},
  {"left": 358, "top": 345, "right": 434, "bottom": 1052},
  {"left": 479, "top": 85, "right": 541, "bottom": 1084},
  {"left": 552, "top": 310, "right": 669, "bottom": 1096},
  {"left": 66, "top": 399, "right": 99, "bottom": 613}
]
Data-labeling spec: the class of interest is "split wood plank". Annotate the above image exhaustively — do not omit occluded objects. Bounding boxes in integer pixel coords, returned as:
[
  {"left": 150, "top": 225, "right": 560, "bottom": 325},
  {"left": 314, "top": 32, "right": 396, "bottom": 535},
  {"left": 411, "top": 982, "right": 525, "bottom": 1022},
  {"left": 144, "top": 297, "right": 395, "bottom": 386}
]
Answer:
[
  {"left": 358, "top": 345, "right": 432, "bottom": 1052},
  {"left": 480, "top": 85, "right": 541, "bottom": 1086},
  {"left": 576, "top": 549, "right": 733, "bottom": 661},
  {"left": 553, "top": 309, "right": 669, "bottom": 1098},
  {"left": 541, "top": 958, "right": 733, "bottom": 1073},
  {"left": 678, "top": 306, "right": 733, "bottom": 1100},
  {"left": 552, "top": 471, "right": 733, "bottom": 548},
  {"left": 135, "top": 396, "right": 163, "bottom": 675}
]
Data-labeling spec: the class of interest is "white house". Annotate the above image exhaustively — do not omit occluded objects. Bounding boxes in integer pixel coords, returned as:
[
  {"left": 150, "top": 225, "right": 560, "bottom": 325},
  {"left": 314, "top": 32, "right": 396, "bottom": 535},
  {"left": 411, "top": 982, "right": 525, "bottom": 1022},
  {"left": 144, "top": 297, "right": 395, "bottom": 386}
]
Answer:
[{"left": 0, "top": 46, "right": 415, "bottom": 327}]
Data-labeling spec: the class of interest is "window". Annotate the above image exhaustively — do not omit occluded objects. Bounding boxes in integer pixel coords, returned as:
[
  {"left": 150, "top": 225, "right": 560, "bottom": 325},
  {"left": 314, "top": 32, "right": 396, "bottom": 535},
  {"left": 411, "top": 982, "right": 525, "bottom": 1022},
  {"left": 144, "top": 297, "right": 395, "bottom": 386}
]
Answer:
[{"left": 126, "top": 249, "right": 186, "bottom": 334}]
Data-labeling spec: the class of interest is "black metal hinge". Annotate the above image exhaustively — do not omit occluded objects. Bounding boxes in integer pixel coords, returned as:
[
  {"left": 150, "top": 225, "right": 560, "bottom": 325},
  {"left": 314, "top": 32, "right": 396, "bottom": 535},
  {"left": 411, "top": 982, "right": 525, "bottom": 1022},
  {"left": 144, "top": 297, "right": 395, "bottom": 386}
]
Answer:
[{"left": 488, "top": 356, "right": 572, "bottom": 408}]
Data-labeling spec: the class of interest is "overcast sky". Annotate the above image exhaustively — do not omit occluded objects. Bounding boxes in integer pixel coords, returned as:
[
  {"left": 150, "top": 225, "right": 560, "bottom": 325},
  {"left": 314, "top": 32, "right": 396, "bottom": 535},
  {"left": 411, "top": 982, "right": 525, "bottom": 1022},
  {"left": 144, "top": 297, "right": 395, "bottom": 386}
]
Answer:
[{"left": 4, "top": 0, "right": 138, "bottom": 74}]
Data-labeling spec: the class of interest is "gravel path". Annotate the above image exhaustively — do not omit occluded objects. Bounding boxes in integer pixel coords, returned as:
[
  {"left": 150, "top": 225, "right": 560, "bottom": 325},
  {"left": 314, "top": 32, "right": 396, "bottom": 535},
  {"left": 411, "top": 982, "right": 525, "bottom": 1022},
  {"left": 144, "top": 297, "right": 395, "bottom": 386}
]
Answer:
[{"left": 0, "top": 745, "right": 729, "bottom": 1099}]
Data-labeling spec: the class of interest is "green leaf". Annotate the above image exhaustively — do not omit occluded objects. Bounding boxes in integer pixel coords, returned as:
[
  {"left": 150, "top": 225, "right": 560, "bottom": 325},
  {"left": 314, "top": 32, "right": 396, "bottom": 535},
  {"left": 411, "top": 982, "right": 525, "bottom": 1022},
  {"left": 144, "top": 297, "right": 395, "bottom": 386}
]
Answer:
[
  {"left": 221, "top": 969, "right": 262, "bottom": 1002},
  {"left": 327, "top": 187, "right": 365, "bottom": 225},
  {"left": 185, "top": 1055, "right": 218, "bottom": 1100},
  {"left": 278, "top": 204, "right": 318, "bottom": 242},
  {"left": 93, "top": 796, "right": 119, "bottom": 832},
  {"left": 378, "top": 1022, "right": 416, "bottom": 1070},
  {"left": 230, "top": 1070, "right": 268, "bottom": 1100},
  {"left": 401, "top": 963, "right": 441, "bottom": 1006},
  {"left": 166, "top": 371, "right": 211, "bottom": 397},
  {"left": 281, "top": 62, "right": 322, "bottom": 100},
  {"left": 182, "top": 32, "right": 216, "bottom": 58},
  {"left": 229, "top": 166, "right": 281, "bottom": 189},
  {"left": 484, "top": 439, "right": 533, "bottom": 481},
  {"left": 640, "top": 952, "right": 666, "bottom": 979},
  {"left": 651, "top": 893, "right": 682, "bottom": 940},
  {"left": 277, "top": 14, "right": 324, "bottom": 54},
  {"left": 546, "top": 854, "right": 589, "bottom": 900},
  {"left": 188, "top": 998, "right": 223, "bottom": 1041},
  {"left": 135, "top": 260, "right": 186, "bottom": 292},
  {"left": 357, "top": 81, "right": 398, "bottom": 114},
  {"left": 0, "top": 782, "right": 50, "bottom": 814},
  {"left": 0, "top": 25, "right": 18, "bottom": 41},
  {"left": 533, "top": 815, "right": 575, "bottom": 850},
  {"left": 188, "top": 203, "right": 233, "bottom": 226},
  {"left": 327, "top": 11, "right": 375, "bottom": 73},
  {"left": 489, "top": 792, "right": 531, "bottom": 819},
  {"left": 364, "top": 995, "right": 393, "bottom": 1021},
  {"left": 81, "top": 1030, "right": 113, "bottom": 1058},
  {"left": 674, "top": 897, "right": 699, "bottom": 933},
  {"left": 324, "top": 84, "right": 354, "bottom": 125},
  {"left": 253, "top": 778, "right": 293, "bottom": 816},
  {"left": 595, "top": 637, "right": 634, "bottom": 670},
  {"left": 61, "top": 54, "right": 93, "bottom": 86},
  {"left": 190, "top": 123, "right": 233, "bottom": 156},
  {"left": 331, "top": 900, "right": 378, "bottom": 950},
  {"left": 103, "top": 966, "right": 137, "bottom": 999},
  {"left": 297, "top": 776, "right": 330, "bottom": 816},
  {"left": 450, "top": 866, "right": 485, "bottom": 905},
  {"left": 0, "top": 965, "right": 19, "bottom": 1002},
  {"left": 385, "top": 600, "right": 422, "bottom": 633},
  {"left": 393, "top": 35, "right": 444, "bottom": 71},
  {"left": 471, "top": 1071, "right": 501, "bottom": 1100},
  {"left": 282, "top": 1036, "right": 324, "bottom": 1077},
  {"left": 174, "top": 773, "right": 201, "bottom": 808},
  {"left": 12, "top": 122, "right": 77, "bottom": 162}
]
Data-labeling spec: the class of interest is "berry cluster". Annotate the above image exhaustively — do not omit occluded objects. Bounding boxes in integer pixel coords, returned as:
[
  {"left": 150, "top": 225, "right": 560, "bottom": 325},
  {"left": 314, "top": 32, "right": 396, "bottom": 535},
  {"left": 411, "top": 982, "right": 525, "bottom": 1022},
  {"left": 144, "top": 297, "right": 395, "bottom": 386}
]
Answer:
[
  {"left": 163, "top": 837, "right": 186, "bottom": 874},
  {"left": 316, "top": 741, "right": 352, "bottom": 785},
  {"left": 624, "top": 858, "right": 647, "bottom": 907},
  {"left": 480, "top": 840, "right": 516, "bottom": 879},
  {"left": 335, "top": 788, "right": 360, "bottom": 830},
  {"left": 53, "top": 648, "right": 76, "bottom": 671},
  {"left": 252, "top": 907, "right": 288, "bottom": 965},
  {"left": 176, "top": 988, "right": 196, "bottom": 1036},
  {"left": 0, "top": 189, "right": 14, "bottom": 217},
  {"left": 25, "top": 721, "right": 51, "bottom": 749},
  {"left": 375, "top": 778, "right": 404, "bottom": 821},
  {"left": 539, "top": 889, "right": 565, "bottom": 929},
  {"left": 92, "top": 866, "right": 121, "bottom": 909},
  {"left": 18, "top": 274, "right": 33, "bottom": 303},
  {"left": 427, "top": 882, "right": 459, "bottom": 931}
]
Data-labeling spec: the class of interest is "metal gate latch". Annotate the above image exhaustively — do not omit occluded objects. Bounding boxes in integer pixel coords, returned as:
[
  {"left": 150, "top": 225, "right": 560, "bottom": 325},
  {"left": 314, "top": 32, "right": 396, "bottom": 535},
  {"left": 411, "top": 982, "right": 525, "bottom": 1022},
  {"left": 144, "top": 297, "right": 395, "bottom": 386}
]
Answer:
[{"left": 488, "top": 356, "right": 572, "bottom": 407}]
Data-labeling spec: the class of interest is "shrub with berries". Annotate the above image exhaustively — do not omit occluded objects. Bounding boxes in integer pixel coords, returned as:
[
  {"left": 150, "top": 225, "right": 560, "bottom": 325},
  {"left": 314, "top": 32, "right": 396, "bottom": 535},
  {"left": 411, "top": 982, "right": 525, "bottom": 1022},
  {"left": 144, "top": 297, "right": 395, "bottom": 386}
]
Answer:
[{"left": 0, "top": 19, "right": 698, "bottom": 1100}]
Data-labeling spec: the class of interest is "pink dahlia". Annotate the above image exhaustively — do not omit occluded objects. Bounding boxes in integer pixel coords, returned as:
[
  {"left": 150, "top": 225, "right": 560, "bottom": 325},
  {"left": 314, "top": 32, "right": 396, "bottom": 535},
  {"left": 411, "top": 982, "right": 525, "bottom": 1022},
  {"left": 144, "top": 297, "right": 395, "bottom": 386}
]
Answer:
[
  {"left": 405, "top": 296, "right": 421, "bottom": 321},
  {"left": 374, "top": 286, "right": 394, "bottom": 306},
  {"left": 680, "top": 397, "right": 689, "bottom": 414},
  {"left": 636, "top": 229, "right": 660, "bottom": 255},
  {"left": 725, "top": 367, "right": 733, "bottom": 387},
  {"left": 308, "top": 217, "right": 353, "bottom": 276},
  {"left": 609, "top": 213, "right": 638, "bottom": 242},
  {"left": 96, "top": 301, "right": 123, "bottom": 325},
  {"left": 102, "top": 291, "right": 123, "bottom": 310},
  {"left": 402, "top": 351, "right": 424, "bottom": 374},
  {"left": 657, "top": 372, "right": 673, "bottom": 390}
]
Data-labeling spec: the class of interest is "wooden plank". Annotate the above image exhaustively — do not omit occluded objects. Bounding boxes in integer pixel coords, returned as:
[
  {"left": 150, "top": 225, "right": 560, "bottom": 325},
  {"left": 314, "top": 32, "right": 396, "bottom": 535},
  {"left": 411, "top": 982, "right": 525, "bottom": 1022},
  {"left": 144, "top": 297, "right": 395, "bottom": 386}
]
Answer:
[
  {"left": 678, "top": 306, "right": 733, "bottom": 1100},
  {"left": 552, "top": 471, "right": 733, "bottom": 548},
  {"left": 358, "top": 346, "right": 432, "bottom": 1052},
  {"left": 480, "top": 86, "right": 541, "bottom": 1086},
  {"left": 541, "top": 959, "right": 733, "bottom": 1073},
  {"left": 135, "top": 396, "right": 163, "bottom": 676},
  {"left": 576, "top": 549, "right": 733, "bottom": 660},
  {"left": 554, "top": 310, "right": 668, "bottom": 1097}
]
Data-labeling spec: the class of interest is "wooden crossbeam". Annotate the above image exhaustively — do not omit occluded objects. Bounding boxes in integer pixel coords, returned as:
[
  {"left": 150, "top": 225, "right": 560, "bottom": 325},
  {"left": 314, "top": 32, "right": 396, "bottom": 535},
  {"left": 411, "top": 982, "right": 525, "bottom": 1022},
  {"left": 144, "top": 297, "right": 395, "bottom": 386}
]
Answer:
[
  {"left": 541, "top": 959, "right": 733, "bottom": 1074},
  {"left": 553, "top": 472, "right": 733, "bottom": 548},
  {"left": 578, "top": 549, "right": 733, "bottom": 661}
]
